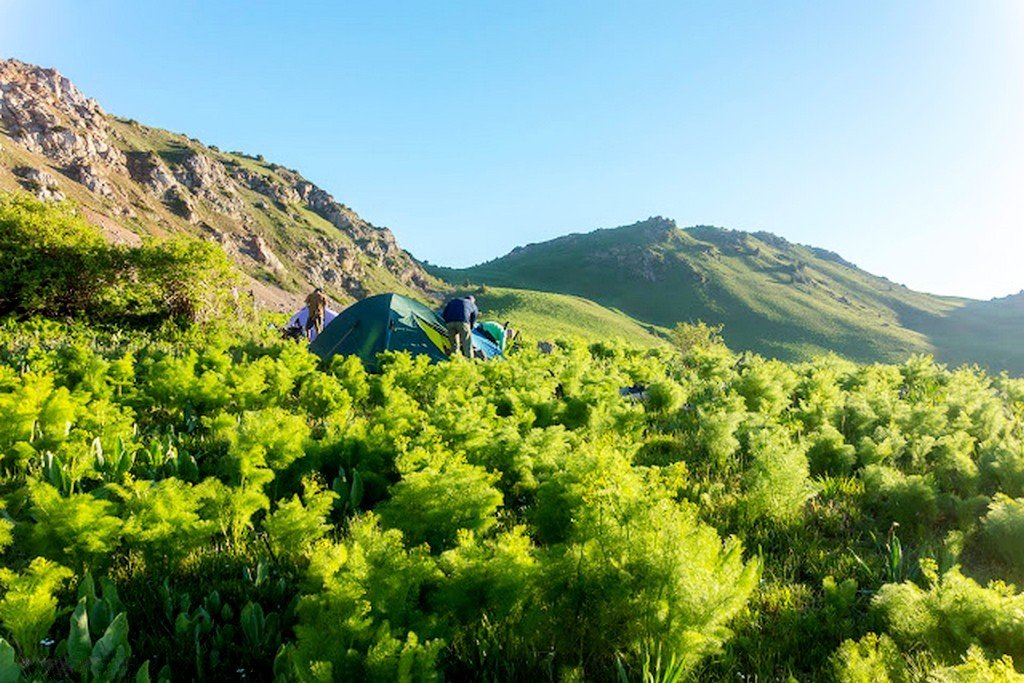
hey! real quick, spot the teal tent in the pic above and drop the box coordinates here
[308,293,501,370]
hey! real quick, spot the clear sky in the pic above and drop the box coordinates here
[3,1,1022,299]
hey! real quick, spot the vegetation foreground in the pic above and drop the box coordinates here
[1,195,1024,681]
[0,319,1022,681]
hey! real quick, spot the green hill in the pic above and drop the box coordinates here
[432,218,1024,373]
[467,286,668,347]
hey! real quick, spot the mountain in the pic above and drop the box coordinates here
[432,217,1024,372]
[0,58,438,312]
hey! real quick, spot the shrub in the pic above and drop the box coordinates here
[115,477,217,569]
[671,320,726,355]
[0,193,238,324]
[27,481,124,569]
[735,357,798,415]
[263,478,338,562]
[741,425,817,527]
[832,635,1023,683]
[128,235,238,323]
[831,633,908,683]
[872,564,1024,667]
[0,193,110,318]
[861,465,938,538]
[532,443,760,676]
[0,557,73,658]
[289,514,444,680]
[377,449,503,552]
[807,424,857,476]
[980,494,1024,572]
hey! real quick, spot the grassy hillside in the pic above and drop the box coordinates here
[464,286,668,347]
[433,218,1024,373]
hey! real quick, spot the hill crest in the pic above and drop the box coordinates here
[431,217,1024,372]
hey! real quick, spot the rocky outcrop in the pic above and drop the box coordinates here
[164,186,197,222]
[229,162,431,292]
[65,160,115,198]
[297,182,356,231]
[0,59,126,174]
[174,151,248,221]
[126,151,176,195]
[230,166,300,205]
[12,165,65,202]
[247,234,286,273]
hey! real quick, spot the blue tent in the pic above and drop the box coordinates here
[308,293,501,370]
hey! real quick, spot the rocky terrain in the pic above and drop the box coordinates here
[0,58,439,312]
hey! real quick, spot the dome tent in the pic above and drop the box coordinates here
[308,293,501,371]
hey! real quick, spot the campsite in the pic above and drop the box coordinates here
[0,199,1022,680]
[2,285,1024,680]
[304,293,502,370]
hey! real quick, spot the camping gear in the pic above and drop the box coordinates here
[309,293,501,370]
[476,321,508,351]
[285,306,338,341]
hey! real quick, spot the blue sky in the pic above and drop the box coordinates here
[3,1,1022,299]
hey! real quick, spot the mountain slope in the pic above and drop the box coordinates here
[0,58,438,312]
[433,217,1024,372]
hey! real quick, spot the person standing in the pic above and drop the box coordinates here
[442,295,478,358]
[304,287,328,339]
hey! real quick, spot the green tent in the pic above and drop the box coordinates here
[308,293,453,370]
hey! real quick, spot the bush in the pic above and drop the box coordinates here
[0,557,73,658]
[645,379,685,414]
[377,449,504,552]
[0,193,110,318]
[807,424,857,476]
[741,425,817,527]
[532,443,760,676]
[861,465,938,538]
[980,495,1024,573]
[872,564,1024,667]
[671,320,726,355]
[0,193,238,324]
[831,633,908,683]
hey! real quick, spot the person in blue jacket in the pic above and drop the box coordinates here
[442,295,478,358]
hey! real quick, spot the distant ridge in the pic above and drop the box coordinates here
[431,218,1024,373]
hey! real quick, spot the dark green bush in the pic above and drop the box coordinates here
[980,494,1024,574]
[0,193,238,324]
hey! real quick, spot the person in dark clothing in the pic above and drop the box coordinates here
[442,295,478,358]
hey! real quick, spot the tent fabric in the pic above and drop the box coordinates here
[476,321,507,351]
[285,306,338,341]
[471,328,501,357]
[309,293,502,370]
